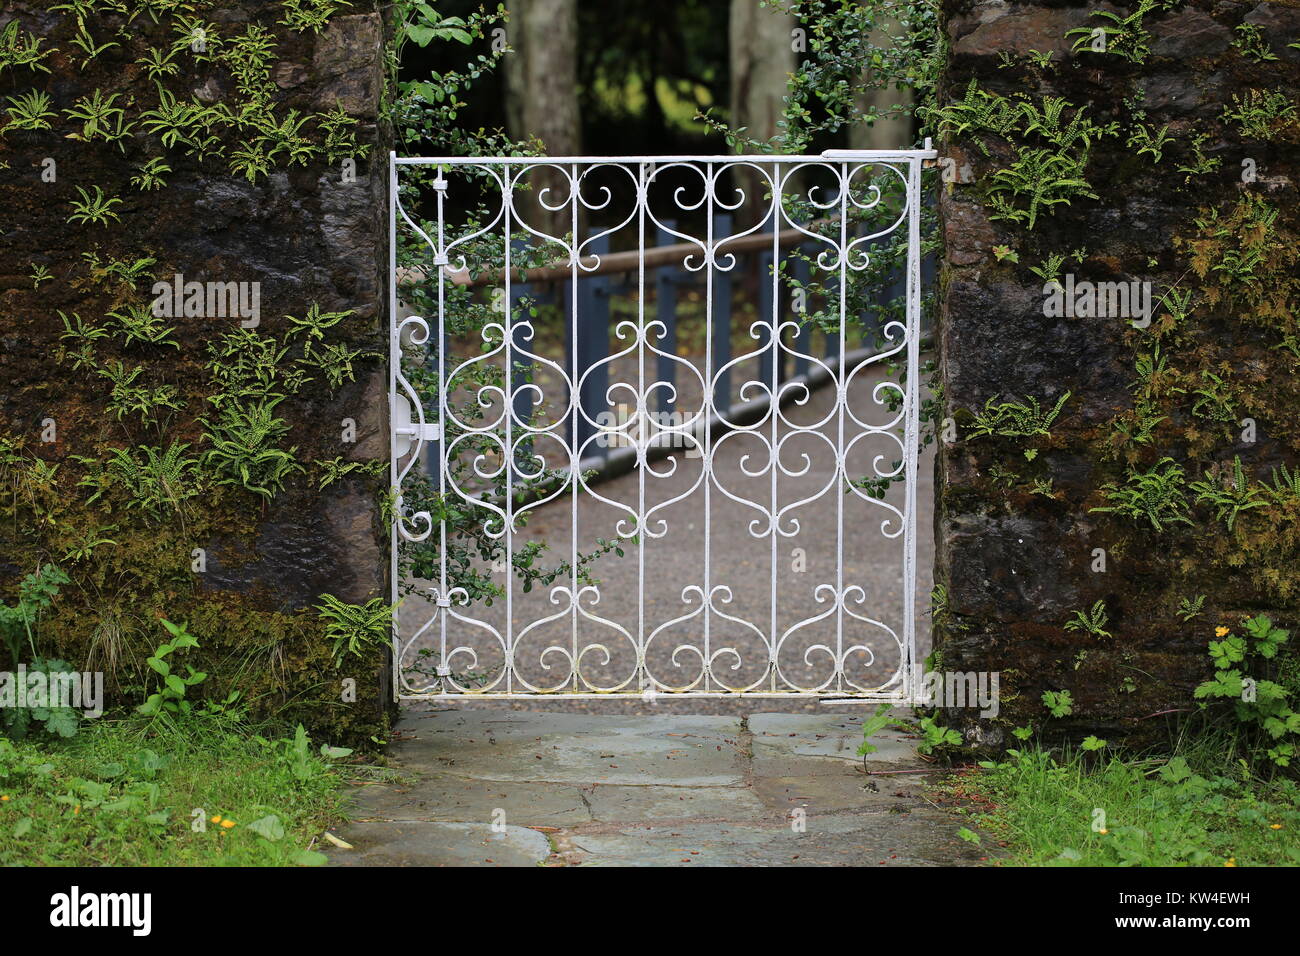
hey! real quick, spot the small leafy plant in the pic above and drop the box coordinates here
[1042,689,1074,717]
[1193,616,1298,767]
[1064,600,1112,638]
[314,595,396,666]
[0,565,81,740]
[137,620,208,720]
[1091,457,1192,530]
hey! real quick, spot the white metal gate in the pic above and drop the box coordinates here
[389,147,934,701]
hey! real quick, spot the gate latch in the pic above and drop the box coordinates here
[392,394,441,458]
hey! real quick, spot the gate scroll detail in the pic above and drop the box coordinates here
[389,147,935,700]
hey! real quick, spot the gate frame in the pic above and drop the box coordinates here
[388,144,937,703]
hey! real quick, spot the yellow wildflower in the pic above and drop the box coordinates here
[220,819,236,829]
[1215,626,1230,637]
[1225,858,1236,867]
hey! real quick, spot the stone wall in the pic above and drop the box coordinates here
[934,0,1300,746]
[0,3,391,743]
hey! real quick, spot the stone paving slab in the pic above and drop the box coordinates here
[395,710,748,787]
[564,811,983,867]
[352,775,592,826]
[332,822,551,867]
[328,708,988,867]
[582,783,768,822]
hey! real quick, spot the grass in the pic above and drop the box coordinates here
[0,716,353,866]
[940,740,1300,866]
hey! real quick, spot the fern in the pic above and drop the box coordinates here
[967,392,1070,440]
[1091,457,1193,531]
[200,399,304,501]
[1189,458,1267,531]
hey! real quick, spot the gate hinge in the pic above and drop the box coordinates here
[392,394,441,458]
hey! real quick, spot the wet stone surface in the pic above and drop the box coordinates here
[328,707,991,867]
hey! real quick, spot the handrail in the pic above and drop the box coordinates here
[397,223,822,289]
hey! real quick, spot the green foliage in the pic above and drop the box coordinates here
[1222,90,1299,143]
[1177,594,1206,622]
[0,719,351,865]
[1064,600,1111,638]
[66,186,124,228]
[280,0,352,34]
[98,361,185,428]
[1126,121,1173,164]
[1176,133,1221,183]
[1233,23,1278,63]
[64,89,133,147]
[107,303,179,350]
[966,392,1070,440]
[0,19,54,74]
[0,564,69,664]
[3,89,56,133]
[314,457,385,490]
[81,444,200,523]
[130,157,172,191]
[914,714,963,755]
[137,619,209,720]
[986,148,1096,230]
[1066,0,1159,65]
[1266,465,1300,506]
[928,88,1118,229]
[1194,616,1298,768]
[855,702,896,757]
[964,744,1300,866]
[0,565,80,741]
[1189,457,1267,531]
[1041,689,1074,717]
[1091,457,1192,531]
[200,399,304,502]
[314,595,395,667]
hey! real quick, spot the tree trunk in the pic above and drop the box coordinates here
[729,0,795,227]
[505,0,581,240]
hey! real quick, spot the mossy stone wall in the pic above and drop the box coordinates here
[934,0,1300,747]
[0,2,391,744]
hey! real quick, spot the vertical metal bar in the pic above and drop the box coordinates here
[568,163,581,690]
[502,163,515,695]
[702,169,715,691]
[434,168,450,688]
[835,167,848,693]
[655,220,678,417]
[636,161,648,691]
[766,182,781,692]
[711,212,733,411]
[387,153,400,701]
[902,157,923,703]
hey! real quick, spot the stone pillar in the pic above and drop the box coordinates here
[933,0,1300,747]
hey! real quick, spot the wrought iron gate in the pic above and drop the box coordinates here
[389,147,935,701]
